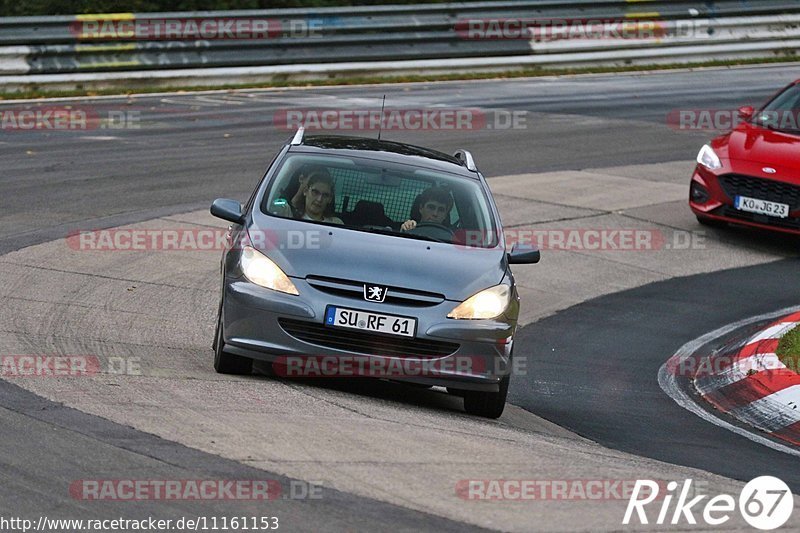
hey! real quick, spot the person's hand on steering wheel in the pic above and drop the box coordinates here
[401,219,417,231]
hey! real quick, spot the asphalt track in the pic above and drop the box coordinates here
[511,258,800,492]
[2,64,800,528]
[0,379,483,531]
[1,65,791,254]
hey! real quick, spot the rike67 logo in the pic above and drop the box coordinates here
[623,476,794,530]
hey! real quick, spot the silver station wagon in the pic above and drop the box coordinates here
[210,129,539,417]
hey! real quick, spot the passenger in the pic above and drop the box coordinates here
[401,186,453,231]
[279,164,326,218]
[301,171,343,224]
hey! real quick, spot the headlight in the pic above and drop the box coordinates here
[240,246,299,295]
[447,285,511,320]
[697,144,722,170]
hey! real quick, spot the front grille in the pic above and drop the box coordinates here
[306,275,444,307]
[715,206,800,231]
[279,318,459,358]
[717,174,800,210]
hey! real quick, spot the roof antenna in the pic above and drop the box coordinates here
[377,95,386,141]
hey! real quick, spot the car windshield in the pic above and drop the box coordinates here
[260,153,500,248]
[752,84,800,133]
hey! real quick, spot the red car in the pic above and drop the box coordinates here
[689,80,800,234]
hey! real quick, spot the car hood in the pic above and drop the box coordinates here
[715,123,800,175]
[248,215,507,301]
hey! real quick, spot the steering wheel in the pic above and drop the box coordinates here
[408,222,455,241]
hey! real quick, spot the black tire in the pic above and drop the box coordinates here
[399,381,434,389]
[252,359,278,377]
[213,313,252,375]
[696,215,727,229]
[463,374,509,419]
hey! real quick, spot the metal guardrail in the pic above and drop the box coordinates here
[0,1,799,85]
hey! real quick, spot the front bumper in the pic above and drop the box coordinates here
[689,166,800,235]
[221,278,517,392]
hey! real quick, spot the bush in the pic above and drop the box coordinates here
[777,324,800,373]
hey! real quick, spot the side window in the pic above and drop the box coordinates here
[261,154,356,220]
[245,147,285,215]
[262,155,313,217]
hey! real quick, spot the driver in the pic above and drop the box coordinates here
[401,187,453,231]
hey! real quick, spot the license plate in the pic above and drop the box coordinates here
[324,306,416,337]
[734,195,790,218]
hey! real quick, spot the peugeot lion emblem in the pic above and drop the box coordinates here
[762,167,777,174]
[363,284,387,302]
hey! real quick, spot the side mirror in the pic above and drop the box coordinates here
[508,246,540,264]
[737,105,755,121]
[210,198,244,224]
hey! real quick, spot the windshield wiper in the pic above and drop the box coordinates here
[396,232,448,243]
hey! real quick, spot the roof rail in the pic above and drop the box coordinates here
[290,126,305,146]
[453,149,477,172]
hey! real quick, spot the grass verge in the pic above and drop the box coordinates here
[0,55,798,101]
[777,324,800,374]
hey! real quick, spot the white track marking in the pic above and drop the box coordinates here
[749,322,798,343]
[729,385,800,433]
[694,352,786,392]
[658,305,800,457]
